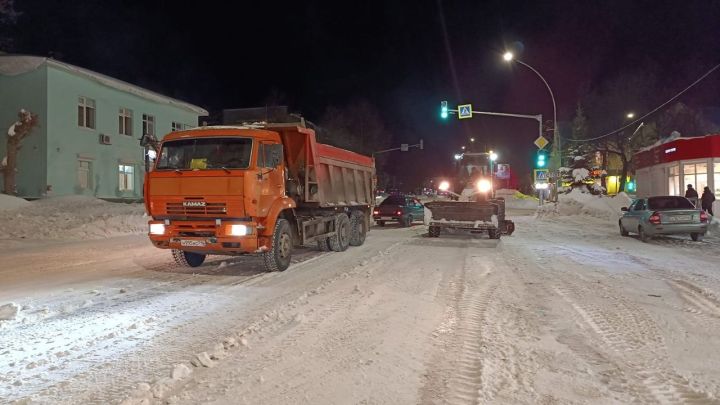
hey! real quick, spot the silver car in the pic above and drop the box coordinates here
[619,196,709,242]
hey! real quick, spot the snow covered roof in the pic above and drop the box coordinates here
[0,55,208,115]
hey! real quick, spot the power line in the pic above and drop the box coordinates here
[567,62,720,143]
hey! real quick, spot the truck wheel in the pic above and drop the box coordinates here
[349,211,367,246]
[263,219,293,272]
[172,249,206,268]
[329,214,351,252]
[504,221,515,236]
[317,238,331,251]
[428,226,441,237]
[488,229,501,239]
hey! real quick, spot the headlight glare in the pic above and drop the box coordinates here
[229,224,249,236]
[149,223,165,235]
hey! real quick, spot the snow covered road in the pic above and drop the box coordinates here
[2,211,720,404]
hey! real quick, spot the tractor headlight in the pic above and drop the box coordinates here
[149,223,166,235]
[476,179,492,193]
[438,180,450,191]
[229,224,250,236]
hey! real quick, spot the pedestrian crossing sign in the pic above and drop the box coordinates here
[458,104,472,119]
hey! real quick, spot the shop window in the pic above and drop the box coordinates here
[682,163,708,194]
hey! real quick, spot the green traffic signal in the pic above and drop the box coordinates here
[440,100,448,119]
[536,151,547,168]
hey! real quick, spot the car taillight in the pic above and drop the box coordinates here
[396,210,402,216]
[700,211,709,223]
[373,210,379,215]
[648,211,661,225]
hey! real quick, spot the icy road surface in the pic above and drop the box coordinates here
[2,212,720,404]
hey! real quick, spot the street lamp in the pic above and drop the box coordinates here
[503,51,558,168]
[489,151,498,161]
[626,112,635,119]
[470,137,475,142]
[461,145,466,150]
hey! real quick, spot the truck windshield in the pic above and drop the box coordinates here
[156,137,253,170]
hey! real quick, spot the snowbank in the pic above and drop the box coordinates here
[0,196,146,240]
[496,189,539,210]
[0,194,31,211]
[538,190,632,223]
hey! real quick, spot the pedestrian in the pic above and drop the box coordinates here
[701,186,715,216]
[685,184,699,207]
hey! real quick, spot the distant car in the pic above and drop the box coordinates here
[373,195,425,227]
[619,196,709,242]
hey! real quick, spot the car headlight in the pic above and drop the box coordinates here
[229,224,249,236]
[476,179,492,193]
[149,223,165,235]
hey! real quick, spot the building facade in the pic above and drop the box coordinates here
[634,134,720,198]
[0,55,207,199]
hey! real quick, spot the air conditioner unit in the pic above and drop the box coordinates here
[99,134,111,145]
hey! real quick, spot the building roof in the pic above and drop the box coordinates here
[634,133,720,169]
[0,55,208,115]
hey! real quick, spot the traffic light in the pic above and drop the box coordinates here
[536,150,547,168]
[440,100,448,119]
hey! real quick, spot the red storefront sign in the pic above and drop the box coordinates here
[635,134,720,169]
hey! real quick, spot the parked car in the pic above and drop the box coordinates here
[373,195,425,227]
[619,196,709,242]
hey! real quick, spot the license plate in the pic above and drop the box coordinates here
[668,215,691,222]
[380,217,393,220]
[180,239,206,247]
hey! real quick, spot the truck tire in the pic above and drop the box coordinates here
[428,226,441,237]
[328,214,351,252]
[349,210,367,246]
[488,229,501,239]
[263,218,293,272]
[172,249,206,268]
[317,238,331,251]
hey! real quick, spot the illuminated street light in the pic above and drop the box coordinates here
[470,137,475,142]
[489,151,498,161]
[461,146,466,150]
[626,112,635,119]
[453,153,463,160]
[503,51,514,62]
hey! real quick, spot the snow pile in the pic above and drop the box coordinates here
[0,196,146,240]
[0,194,30,211]
[0,302,19,321]
[538,190,632,223]
[496,189,539,210]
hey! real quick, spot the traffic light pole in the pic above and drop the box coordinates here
[446,108,543,143]
[373,140,424,156]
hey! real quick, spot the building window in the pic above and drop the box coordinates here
[683,163,708,194]
[171,122,187,131]
[119,108,133,136]
[668,165,679,196]
[119,164,134,191]
[77,97,96,129]
[77,160,92,190]
[714,163,720,196]
[142,114,155,137]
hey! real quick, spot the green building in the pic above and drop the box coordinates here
[0,55,207,199]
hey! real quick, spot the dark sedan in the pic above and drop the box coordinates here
[373,195,425,227]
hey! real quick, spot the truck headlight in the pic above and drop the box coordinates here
[149,223,165,235]
[229,224,249,236]
[476,179,492,193]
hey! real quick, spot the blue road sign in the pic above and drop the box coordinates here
[458,104,473,119]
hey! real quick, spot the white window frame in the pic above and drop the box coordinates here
[77,159,92,190]
[142,114,155,137]
[171,122,187,132]
[78,96,96,129]
[118,164,135,191]
[119,108,133,136]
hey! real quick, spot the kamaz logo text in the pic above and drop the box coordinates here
[183,201,207,207]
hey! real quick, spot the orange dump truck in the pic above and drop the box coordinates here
[144,124,375,272]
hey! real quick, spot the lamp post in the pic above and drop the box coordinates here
[503,51,559,169]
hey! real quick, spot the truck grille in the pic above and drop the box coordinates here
[165,202,228,216]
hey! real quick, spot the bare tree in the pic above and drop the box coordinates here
[2,109,39,195]
[0,0,18,49]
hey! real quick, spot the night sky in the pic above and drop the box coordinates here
[6,0,720,189]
